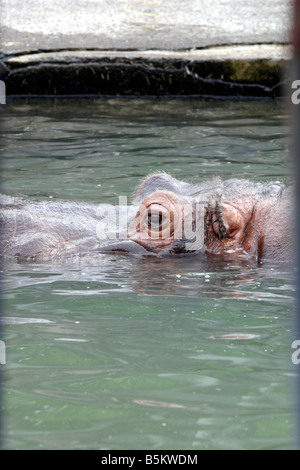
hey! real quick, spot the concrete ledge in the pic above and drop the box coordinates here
[2,45,292,98]
[1,1,292,98]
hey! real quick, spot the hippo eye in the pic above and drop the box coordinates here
[146,207,171,238]
[147,212,163,229]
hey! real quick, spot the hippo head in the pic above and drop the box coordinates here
[122,172,291,261]
[1,173,292,263]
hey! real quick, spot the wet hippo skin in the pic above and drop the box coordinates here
[0,172,294,263]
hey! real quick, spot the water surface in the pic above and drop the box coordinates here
[0,98,296,449]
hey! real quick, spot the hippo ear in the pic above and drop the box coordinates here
[206,195,250,242]
[207,195,229,239]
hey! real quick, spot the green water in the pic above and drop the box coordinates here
[0,98,296,449]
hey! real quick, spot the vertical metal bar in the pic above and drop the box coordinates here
[0,78,3,452]
[0,73,3,453]
[293,0,300,451]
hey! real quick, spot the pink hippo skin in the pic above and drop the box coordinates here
[0,173,294,263]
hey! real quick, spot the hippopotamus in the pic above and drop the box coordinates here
[0,172,294,263]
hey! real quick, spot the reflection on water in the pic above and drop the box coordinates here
[1,98,296,450]
[2,255,295,302]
